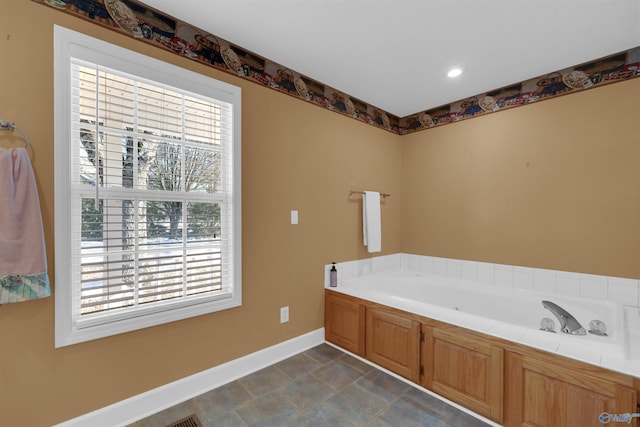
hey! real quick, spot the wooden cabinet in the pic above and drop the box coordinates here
[365,305,421,382]
[423,325,504,423]
[324,289,639,426]
[324,290,365,356]
[504,351,637,427]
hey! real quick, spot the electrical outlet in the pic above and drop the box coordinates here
[280,306,289,323]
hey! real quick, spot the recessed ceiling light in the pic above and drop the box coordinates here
[447,68,463,78]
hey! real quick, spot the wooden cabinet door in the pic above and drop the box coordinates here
[504,352,637,427]
[365,305,421,382]
[424,326,504,423]
[324,290,365,356]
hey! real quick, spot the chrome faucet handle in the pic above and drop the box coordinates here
[588,320,608,336]
[542,300,587,335]
[539,317,556,333]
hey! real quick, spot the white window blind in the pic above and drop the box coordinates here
[55,26,241,347]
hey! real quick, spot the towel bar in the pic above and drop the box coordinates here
[348,190,391,199]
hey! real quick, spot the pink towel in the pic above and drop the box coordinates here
[0,148,50,304]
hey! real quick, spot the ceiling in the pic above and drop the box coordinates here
[141,0,640,118]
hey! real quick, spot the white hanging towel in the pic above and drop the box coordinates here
[363,191,381,253]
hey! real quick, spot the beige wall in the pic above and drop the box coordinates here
[2,1,639,425]
[401,78,640,279]
[0,2,402,425]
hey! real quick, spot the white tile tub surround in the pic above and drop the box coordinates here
[533,268,556,294]
[460,260,478,281]
[324,253,640,309]
[556,271,581,297]
[609,277,640,308]
[513,266,534,291]
[580,273,609,300]
[624,307,640,359]
[324,254,640,377]
[445,258,463,279]
[324,254,401,287]
[433,257,448,276]
[494,264,514,288]
[600,307,640,375]
[476,262,495,285]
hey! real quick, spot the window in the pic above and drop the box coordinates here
[54,26,241,347]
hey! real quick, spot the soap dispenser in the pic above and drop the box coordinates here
[330,262,337,287]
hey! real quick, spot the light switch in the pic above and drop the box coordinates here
[291,210,298,225]
[280,306,289,323]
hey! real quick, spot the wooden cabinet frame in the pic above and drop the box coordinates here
[324,289,639,426]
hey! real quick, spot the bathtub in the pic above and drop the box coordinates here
[329,269,640,377]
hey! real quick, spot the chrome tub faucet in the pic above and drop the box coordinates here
[542,300,586,335]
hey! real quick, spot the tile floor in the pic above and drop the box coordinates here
[129,344,492,427]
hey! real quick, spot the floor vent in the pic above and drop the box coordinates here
[166,414,202,427]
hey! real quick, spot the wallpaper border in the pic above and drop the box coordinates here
[33,0,640,135]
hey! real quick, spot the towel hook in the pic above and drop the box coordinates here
[0,120,30,149]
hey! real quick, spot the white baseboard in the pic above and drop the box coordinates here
[54,328,325,427]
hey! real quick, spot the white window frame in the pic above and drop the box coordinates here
[54,26,242,347]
